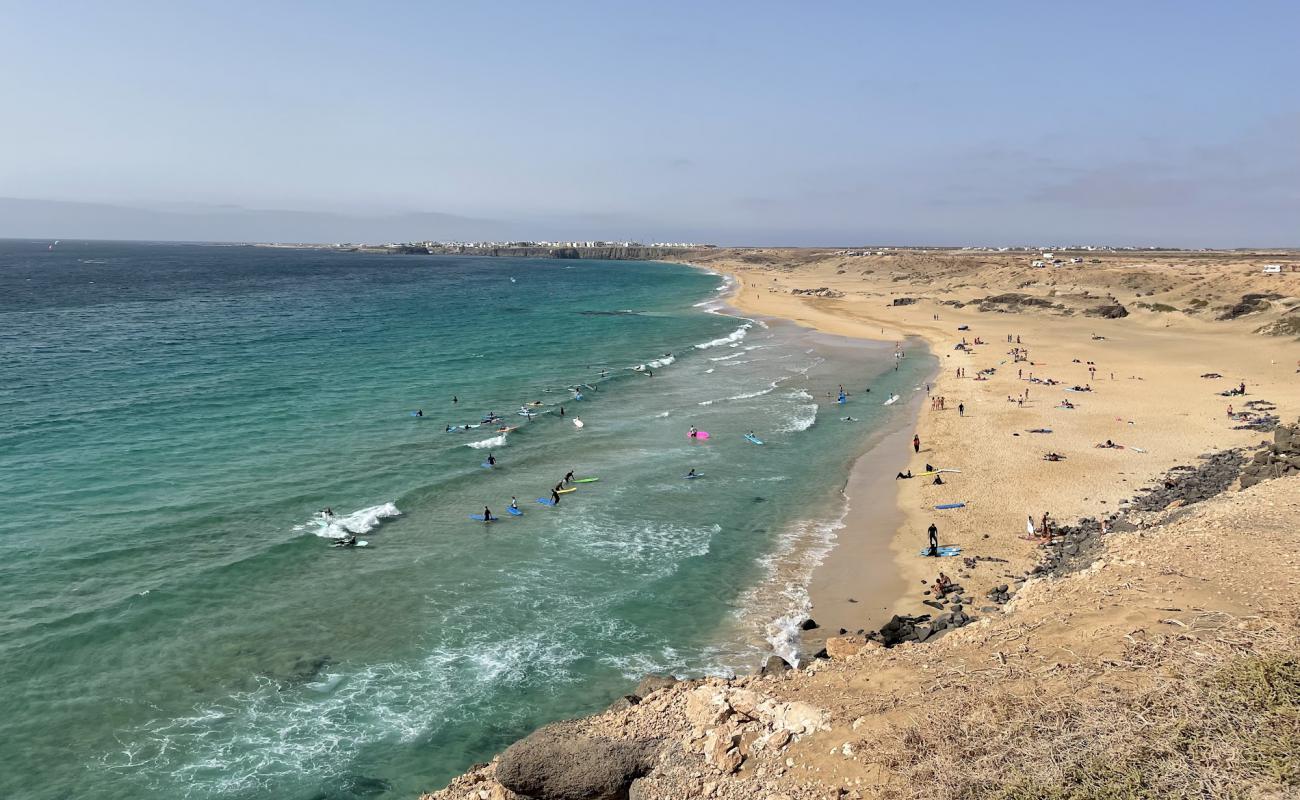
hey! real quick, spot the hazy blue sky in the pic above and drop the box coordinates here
[2,1,1296,245]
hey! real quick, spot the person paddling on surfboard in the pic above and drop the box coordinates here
[687,468,697,478]
[564,470,575,485]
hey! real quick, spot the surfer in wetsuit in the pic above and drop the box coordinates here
[322,507,334,519]
[927,522,939,556]
[487,453,497,466]
[564,470,575,484]
[559,406,565,417]
[482,506,493,523]
[453,395,458,404]
[687,468,697,478]
[510,497,518,511]
[415,409,423,417]
[446,424,452,432]
[551,488,561,505]
[335,532,358,547]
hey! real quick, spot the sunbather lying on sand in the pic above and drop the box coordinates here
[1043,452,1066,461]
[1095,440,1123,449]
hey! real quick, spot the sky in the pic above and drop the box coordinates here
[1,1,1297,246]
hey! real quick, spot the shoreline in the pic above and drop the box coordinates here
[688,264,936,656]
[701,263,940,652]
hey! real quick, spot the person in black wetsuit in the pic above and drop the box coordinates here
[564,470,575,484]
[487,453,497,466]
[550,487,561,505]
[482,506,493,523]
[927,522,939,556]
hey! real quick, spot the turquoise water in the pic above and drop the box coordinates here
[0,241,930,800]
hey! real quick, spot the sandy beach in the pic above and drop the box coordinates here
[696,248,1300,642]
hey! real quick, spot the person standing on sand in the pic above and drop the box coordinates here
[958,402,965,417]
[927,522,939,556]
[913,434,921,453]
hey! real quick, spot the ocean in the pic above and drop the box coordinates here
[0,240,930,800]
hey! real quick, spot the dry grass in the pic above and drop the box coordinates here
[870,617,1300,800]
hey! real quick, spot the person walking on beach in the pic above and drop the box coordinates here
[958,402,965,417]
[927,522,939,556]
[913,434,921,453]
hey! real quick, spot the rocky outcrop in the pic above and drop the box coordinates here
[790,287,844,298]
[1218,292,1281,320]
[1240,421,1300,489]
[1084,303,1129,319]
[495,725,657,800]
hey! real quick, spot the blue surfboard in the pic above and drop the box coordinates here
[507,506,523,516]
[481,462,495,469]
[918,546,963,557]
[744,434,764,445]
[469,514,497,522]
[934,502,966,510]
[536,497,556,506]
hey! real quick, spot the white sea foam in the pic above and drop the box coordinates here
[698,382,778,406]
[654,411,671,418]
[777,403,818,433]
[705,368,714,374]
[694,323,751,350]
[632,354,675,371]
[733,514,845,666]
[709,352,745,362]
[466,433,507,449]
[296,503,401,539]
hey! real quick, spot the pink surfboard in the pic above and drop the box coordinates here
[689,431,710,440]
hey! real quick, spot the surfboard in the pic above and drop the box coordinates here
[481,462,495,469]
[918,546,963,557]
[838,395,847,404]
[536,497,557,506]
[916,469,961,477]
[574,477,599,483]
[556,487,576,494]
[744,434,764,445]
[333,540,369,548]
[573,419,584,428]
[468,514,497,521]
[883,395,900,405]
[688,431,710,440]
[934,503,966,510]
[411,411,423,417]
[685,474,703,479]
[507,506,523,516]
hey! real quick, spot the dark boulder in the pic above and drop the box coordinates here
[497,725,657,800]
[800,618,820,631]
[1085,303,1129,319]
[759,655,793,676]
